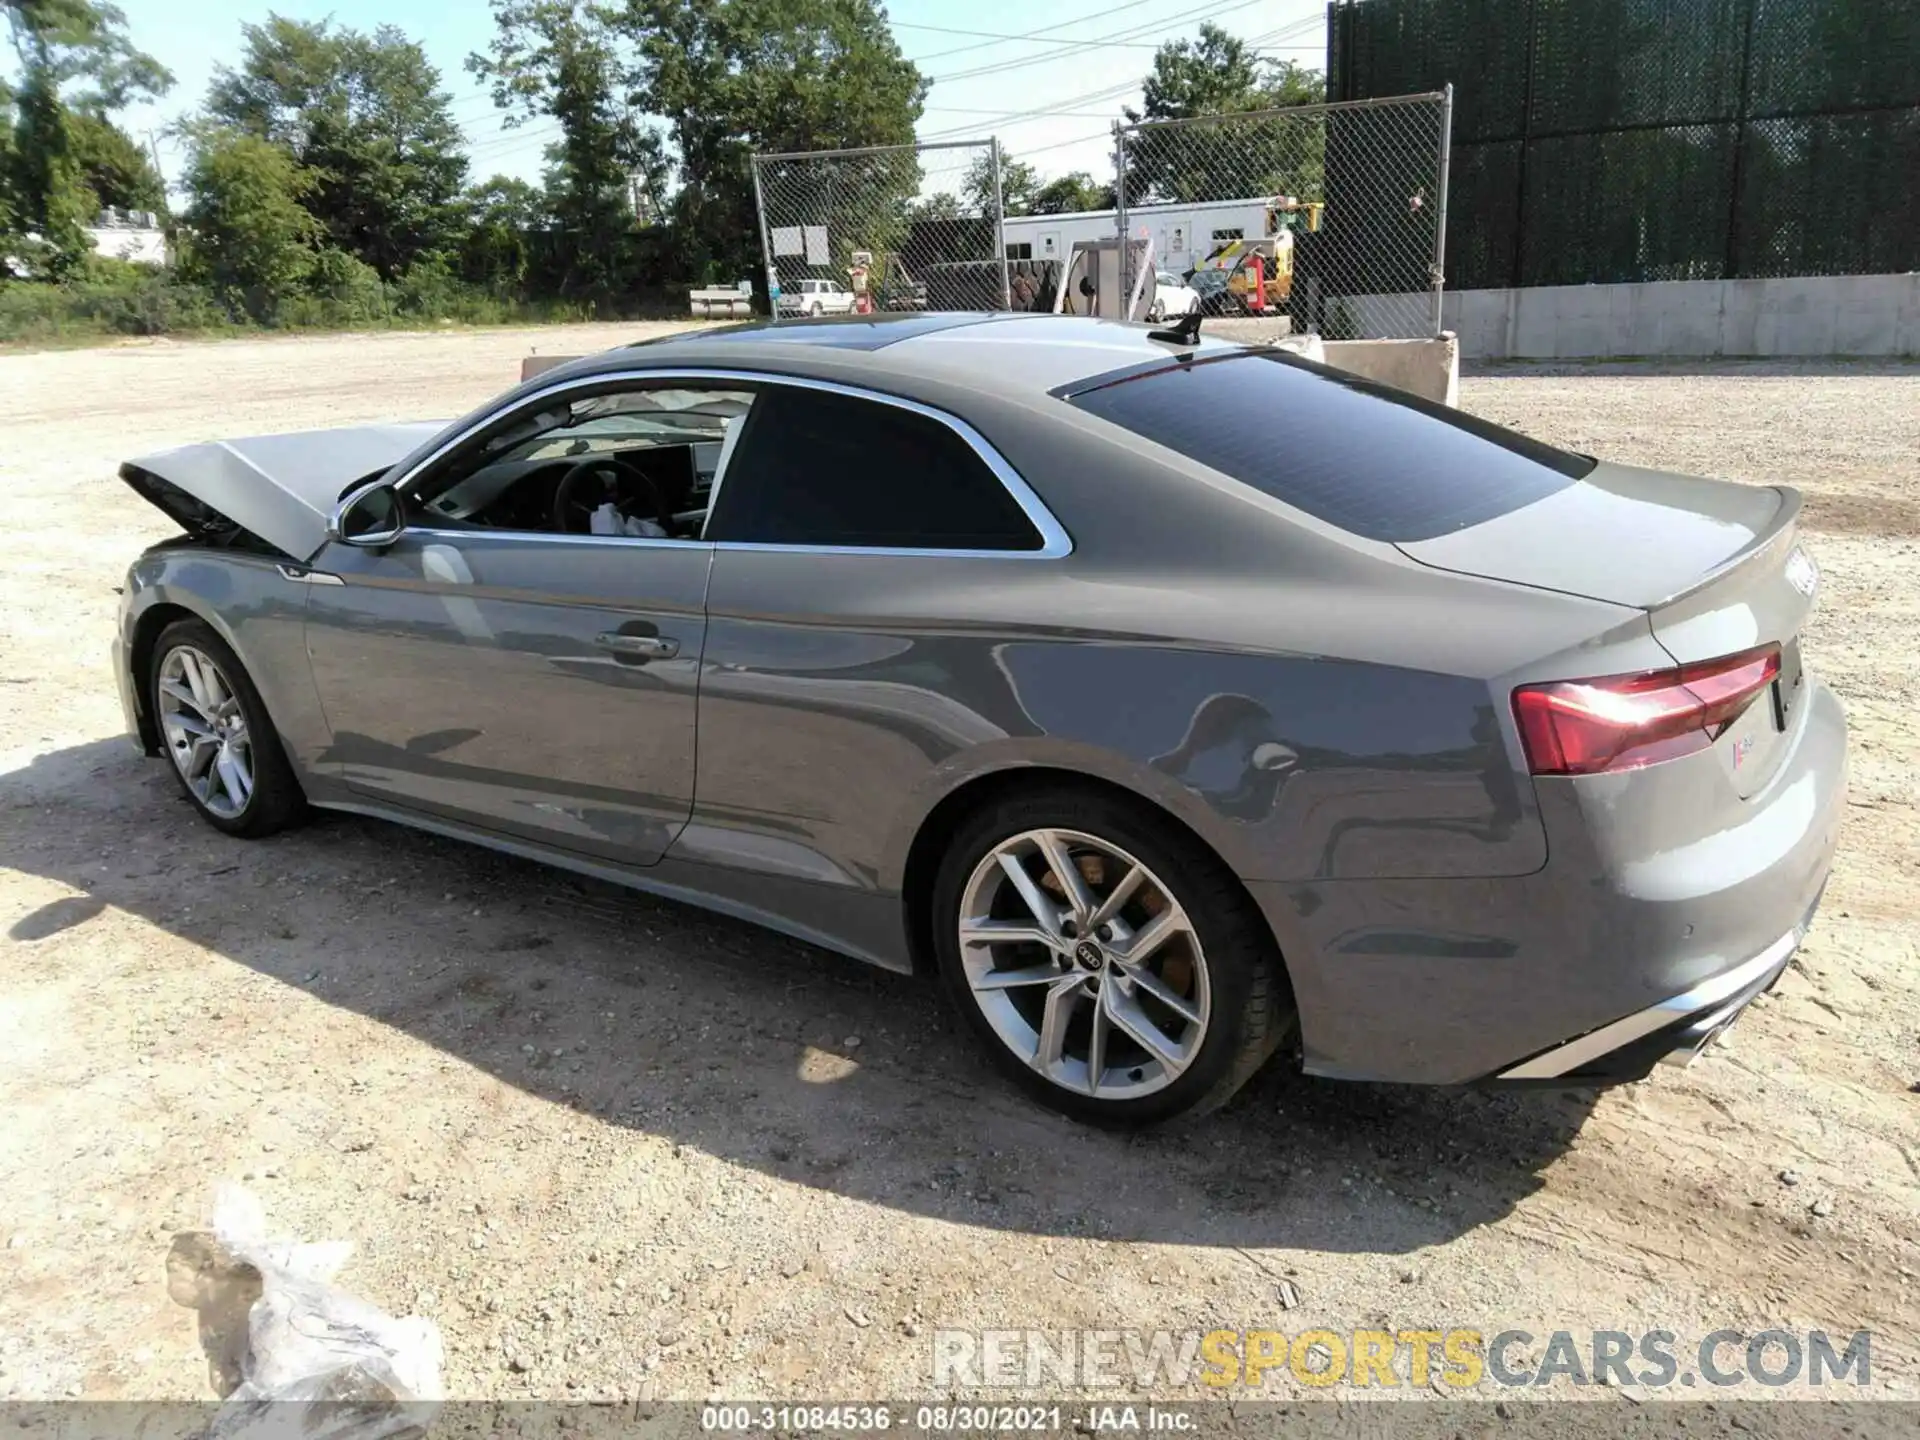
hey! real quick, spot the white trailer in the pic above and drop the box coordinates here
[999,196,1271,275]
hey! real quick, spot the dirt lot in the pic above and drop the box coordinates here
[1,327,1916,1405]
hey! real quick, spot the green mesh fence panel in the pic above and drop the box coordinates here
[1527,0,1748,131]
[1521,124,1737,285]
[1734,110,1920,276]
[1748,0,1920,115]
[1329,0,1531,142]
[1442,140,1523,291]
[1331,0,1920,287]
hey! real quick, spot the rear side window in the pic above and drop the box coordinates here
[707,385,1043,551]
[1066,352,1594,541]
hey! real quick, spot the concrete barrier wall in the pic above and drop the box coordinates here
[1321,336,1460,406]
[520,353,582,382]
[1338,274,1920,359]
[1193,318,1461,405]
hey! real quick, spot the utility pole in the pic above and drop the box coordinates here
[146,130,170,220]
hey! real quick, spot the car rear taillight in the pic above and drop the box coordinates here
[1512,644,1781,777]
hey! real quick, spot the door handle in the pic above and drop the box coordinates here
[595,632,679,660]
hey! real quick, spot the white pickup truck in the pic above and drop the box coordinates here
[777,278,857,317]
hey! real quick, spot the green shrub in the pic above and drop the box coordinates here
[292,248,390,326]
[0,261,235,342]
[1,257,651,346]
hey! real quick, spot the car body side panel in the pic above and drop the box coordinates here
[118,546,329,761]
[694,549,1549,903]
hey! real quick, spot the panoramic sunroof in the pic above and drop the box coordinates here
[631,312,1037,351]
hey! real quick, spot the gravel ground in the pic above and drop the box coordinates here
[0,328,1916,1405]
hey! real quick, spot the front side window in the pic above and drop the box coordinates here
[706,385,1043,552]
[411,383,755,539]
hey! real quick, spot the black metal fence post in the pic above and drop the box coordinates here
[1724,0,1761,279]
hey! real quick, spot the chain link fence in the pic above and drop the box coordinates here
[1115,90,1451,339]
[750,139,1010,321]
[750,90,1452,336]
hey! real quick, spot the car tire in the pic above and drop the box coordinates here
[149,618,306,838]
[1148,301,1165,323]
[931,785,1294,1127]
[809,301,823,317]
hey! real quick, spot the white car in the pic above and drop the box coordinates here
[1148,271,1200,323]
[778,278,857,317]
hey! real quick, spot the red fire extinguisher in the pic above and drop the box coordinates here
[1248,253,1265,314]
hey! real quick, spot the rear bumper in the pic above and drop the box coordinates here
[1249,679,1846,1086]
[1491,908,1807,1084]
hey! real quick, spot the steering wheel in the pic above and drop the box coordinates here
[550,455,677,536]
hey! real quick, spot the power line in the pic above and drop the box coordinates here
[1017,128,1116,157]
[925,0,1273,84]
[920,79,1144,140]
[921,12,1325,139]
[902,21,1179,51]
[923,105,1121,118]
[903,0,1169,65]
[466,121,563,159]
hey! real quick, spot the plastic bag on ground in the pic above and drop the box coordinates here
[166,1183,443,1440]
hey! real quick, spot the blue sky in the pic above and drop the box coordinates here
[109,0,1329,196]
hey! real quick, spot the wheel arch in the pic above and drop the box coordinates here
[127,600,211,753]
[897,763,1293,1006]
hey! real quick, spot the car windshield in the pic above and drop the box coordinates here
[1189,270,1228,293]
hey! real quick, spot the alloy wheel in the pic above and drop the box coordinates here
[957,828,1211,1099]
[157,645,254,819]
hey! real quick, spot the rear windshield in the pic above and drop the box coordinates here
[1065,351,1595,541]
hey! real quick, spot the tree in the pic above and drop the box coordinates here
[66,108,160,211]
[905,190,959,223]
[6,66,89,265]
[0,78,15,242]
[469,0,640,300]
[1030,170,1113,215]
[624,0,926,288]
[961,150,1037,217]
[177,123,319,311]
[207,16,468,278]
[459,172,544,288]
[2,0,171,271]
[1121,23,1324,205]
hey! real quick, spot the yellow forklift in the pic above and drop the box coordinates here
[1191,195,1324,314]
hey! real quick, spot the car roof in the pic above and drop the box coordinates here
[554,312,1249,398]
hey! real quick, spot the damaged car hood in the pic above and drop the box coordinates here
[121,422,448,561]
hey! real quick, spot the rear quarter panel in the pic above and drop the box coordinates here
[693,548,1552,898]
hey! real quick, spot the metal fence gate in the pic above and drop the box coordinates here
[749,138,1007,322]
[749,88,1452,337]
[1114,88,1452,339]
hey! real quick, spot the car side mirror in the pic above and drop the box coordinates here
[329,481,406,548]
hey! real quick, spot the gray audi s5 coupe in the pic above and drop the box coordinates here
[112,312,1845,1124]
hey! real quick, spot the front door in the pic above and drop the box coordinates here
[304,531,710,864]
[301,376,755,866]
